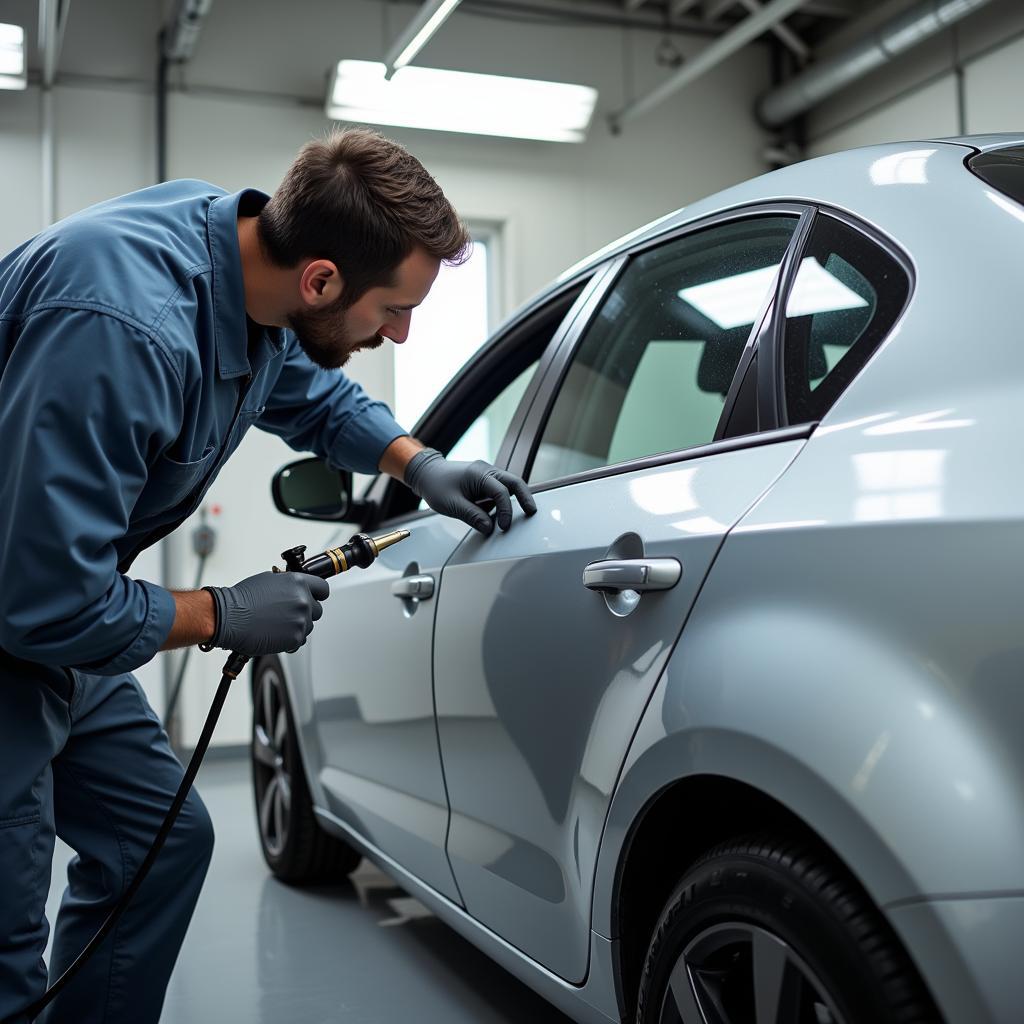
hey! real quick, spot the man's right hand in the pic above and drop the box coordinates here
[205,571,330,656]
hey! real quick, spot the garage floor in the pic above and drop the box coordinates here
[45,758,574,1023]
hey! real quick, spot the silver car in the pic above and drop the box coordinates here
[251,134,1024,1024]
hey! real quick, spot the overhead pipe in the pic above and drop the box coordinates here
[608,0,810,131]
[756,0,994,127]
[154,0,213,740]
[383,0,463,78]
[38,0,68,227]
[156,0,212,183]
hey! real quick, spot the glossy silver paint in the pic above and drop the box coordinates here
[435,439,804,982]
[306,512,469,902]
[274,135,1024,1023]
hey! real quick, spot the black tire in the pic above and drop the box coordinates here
[636,833,940,1024]
[250,656,362,883]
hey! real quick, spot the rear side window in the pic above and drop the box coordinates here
[782,215,909,425]
[529,215,798,483]
[969,146,1024,206]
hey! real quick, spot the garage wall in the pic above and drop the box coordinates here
[806,0,1024,156]
[0,0,773,747]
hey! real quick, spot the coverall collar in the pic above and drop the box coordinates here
[206,188,286,379]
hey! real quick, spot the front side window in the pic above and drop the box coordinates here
[410,361,539,513]
[529,216,798,483]
[447,362,536,465]
[782,215,909,424]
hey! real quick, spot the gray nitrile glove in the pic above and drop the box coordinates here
[205,571,330,657]
[404,448,538,536]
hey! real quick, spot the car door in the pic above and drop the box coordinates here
[306,277,597,902]
[433,208,816,981]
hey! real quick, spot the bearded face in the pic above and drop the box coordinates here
[288,298,385,370]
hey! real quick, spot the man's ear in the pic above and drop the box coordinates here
[298,259,343,307]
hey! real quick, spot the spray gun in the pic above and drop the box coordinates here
[216,529,410,680]
[16,528,410,1023]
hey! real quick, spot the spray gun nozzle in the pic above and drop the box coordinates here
[280,529,411,579]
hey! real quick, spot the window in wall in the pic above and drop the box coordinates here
[394,234,493,431]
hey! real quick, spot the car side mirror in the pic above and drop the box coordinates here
[271,457,366,522]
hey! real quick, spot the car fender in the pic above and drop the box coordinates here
[591,590,1024,939]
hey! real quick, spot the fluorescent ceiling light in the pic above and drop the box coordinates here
[327,60,597,143]
[386,0,462,76]
[678,257,867,330]
[0,23,26,90]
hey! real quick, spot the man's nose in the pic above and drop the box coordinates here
[382,316,411,344]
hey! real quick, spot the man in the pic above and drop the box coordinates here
[0,128,535,1023]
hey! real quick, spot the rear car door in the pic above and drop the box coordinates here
[305,279,595,902]
[433,208,815,981]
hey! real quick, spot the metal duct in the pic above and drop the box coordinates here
[610,0,811,129]
[757,0,994,127]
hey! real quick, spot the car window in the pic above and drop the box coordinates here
[968,146,1024,207]
[447,363,535,464]
[529,216,798,483]
[782,214,909,425]
[412,361,538,512]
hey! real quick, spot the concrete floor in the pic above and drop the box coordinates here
[45,758,574,1023]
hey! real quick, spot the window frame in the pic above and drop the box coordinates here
[773,205,915,429]
[508,202,815,493]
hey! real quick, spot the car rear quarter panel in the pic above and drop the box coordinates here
[592,144,1024,1005]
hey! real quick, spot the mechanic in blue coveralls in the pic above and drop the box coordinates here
[0,128,536,1023]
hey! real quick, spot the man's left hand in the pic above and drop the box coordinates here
[404,448,537,536]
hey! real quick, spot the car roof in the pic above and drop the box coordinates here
[520,133,1024,301]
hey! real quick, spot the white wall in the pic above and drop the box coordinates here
[806,0,1024,156]
[1,0,773,746]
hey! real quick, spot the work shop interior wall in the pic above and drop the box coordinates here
[806,0,1024,156]
[0,0,771,748]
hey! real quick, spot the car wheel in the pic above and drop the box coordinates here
[251,655,362,883]
[635,834,938,1024]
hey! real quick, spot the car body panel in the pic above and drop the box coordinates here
[269,134,1024,1024]
[589,132,1024,914]
[888,896,1024,1024]
[307,512,470,902]
[314,803,622,1024]
[434,438,806,982]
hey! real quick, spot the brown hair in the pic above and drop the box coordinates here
[258,128,471,305]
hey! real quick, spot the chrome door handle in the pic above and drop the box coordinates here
[582,558,681,593]
[391,575,435,600]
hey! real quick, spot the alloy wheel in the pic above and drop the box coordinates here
[252,664,292,859]
[659,922,847,1024]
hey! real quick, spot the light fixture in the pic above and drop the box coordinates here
[384,0,462,78]
[678,257,867,330]
[0,23,26,90]
[326,60,598,143]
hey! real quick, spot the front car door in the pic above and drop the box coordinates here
[433,208,817,981]
[304,279,594,901]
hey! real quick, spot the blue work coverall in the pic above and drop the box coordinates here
[0,182,406,1022]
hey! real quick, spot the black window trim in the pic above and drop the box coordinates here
[507,201,814,490]
[772,204,916,429]
[521,423,817,497]
[760,207,817,430]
